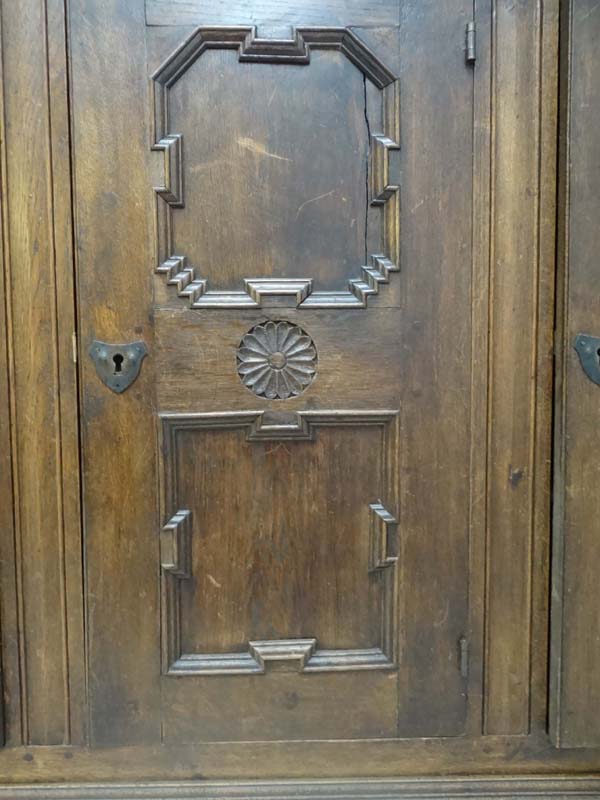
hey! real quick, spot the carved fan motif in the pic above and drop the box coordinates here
[237,321,317,400]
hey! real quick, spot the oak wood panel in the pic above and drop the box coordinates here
[1,734,600,784]
[394,0,472,737]
[76,0,474,747]
[0,0,585,787]
[146,11,406,746]
[0,0,84,745]
[349,27,400,78]
[68,0,161,746]
[166,50,368,292]
[163,671,398,742]
[70,0,412,748]
[159,414,400,741]
[145,0,400,28]
[150,0,471,742]
[145,26,401,80]
[149,28,400,310]
[154,309,402,410]
[550,0,600,749]
[483,0,557,736]
[172,426,389,654]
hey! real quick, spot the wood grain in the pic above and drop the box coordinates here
[154,308,402,410]
[0,0,84,745]
[395,0,472,737]
[482,0,557,736]
[68,0,161,746]
[145,0,400,28]
[550,0,600,749]
[165,49,368,291]
[176,426,385,652]
[0,734,600,783]
[0,0,592,788]
[150,30,399,309]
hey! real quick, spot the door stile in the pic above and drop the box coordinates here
[0,0,85,746]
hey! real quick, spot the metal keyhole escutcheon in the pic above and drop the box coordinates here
[574,334,600,387]
[89,339,148,393]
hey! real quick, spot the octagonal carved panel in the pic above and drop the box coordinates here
[151,26,400,310]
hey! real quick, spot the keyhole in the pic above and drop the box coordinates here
[113,353,124,373]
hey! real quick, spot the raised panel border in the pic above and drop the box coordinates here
[159,410,400,675]
[151,27,400,309]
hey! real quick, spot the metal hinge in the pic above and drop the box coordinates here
[466,21,476,64]
[458,635,469,679]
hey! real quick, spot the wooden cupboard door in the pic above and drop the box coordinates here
[70,0,475,745]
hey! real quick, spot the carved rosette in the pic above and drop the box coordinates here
[237,321,317,400]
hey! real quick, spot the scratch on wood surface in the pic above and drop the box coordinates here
[295,189,337,218]
[579,1,600,21]
[237,136,292,162]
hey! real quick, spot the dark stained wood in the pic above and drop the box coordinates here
[153,308,402,409]
[146,0,470,742]
[172,426,390,654]
[70,0,412,744]
[2,0,598,792]
[161,48,369,291]
[0,0,84,746]
[395,0,472,737]
[2,734,600,784]
[145,0,400,28]
[149,26,400,309]
[159,414,399,740]
[482,0,557,737]
[550,0,600,750]
[68,0,161,746]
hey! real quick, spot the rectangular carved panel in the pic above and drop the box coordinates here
[159,411,399,676]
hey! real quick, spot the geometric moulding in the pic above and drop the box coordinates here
[159,410,400,675]
[151,26,400,309]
